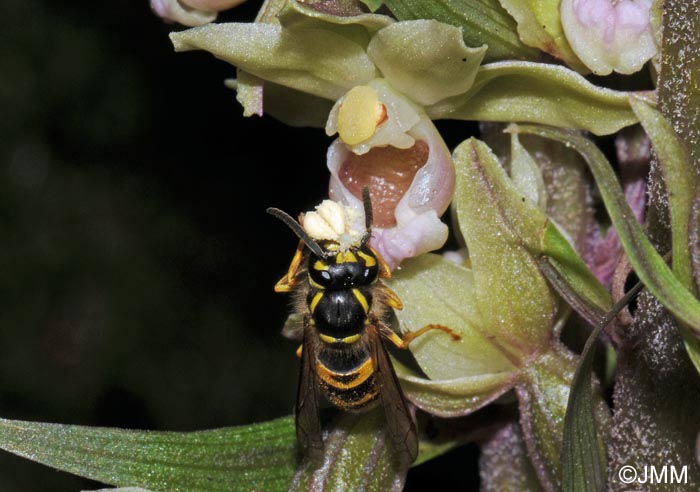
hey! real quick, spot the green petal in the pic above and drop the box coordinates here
[278,0,394,48]
[367,20,487,105]
[453,138,558,360]
[386,254,516,379]
[509,132,547,210]
[428,62,638,136]
[498,0,587,72]
[394,359,516,417]
[0,416,296,491]
[170,23,377,101]
[383,0,540,62]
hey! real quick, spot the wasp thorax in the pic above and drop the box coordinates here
[309,246,378,290]
[303,200,363,251]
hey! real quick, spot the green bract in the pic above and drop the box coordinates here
[170,0,639,135]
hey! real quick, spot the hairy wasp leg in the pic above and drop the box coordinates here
[381,324,461,350]
[275,240,306,292]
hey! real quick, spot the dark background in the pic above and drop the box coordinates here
[0,0,479,489]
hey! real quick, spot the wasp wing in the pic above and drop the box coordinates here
[296,320,324,463]
[369,324,418,468]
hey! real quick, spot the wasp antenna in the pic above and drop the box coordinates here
[267,207,327,258]
[362,186,373,232]
[361,187,374,245]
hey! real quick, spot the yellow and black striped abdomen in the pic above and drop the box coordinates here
[315,346,379,411]
[316,357,379,411]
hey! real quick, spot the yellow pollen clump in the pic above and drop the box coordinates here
[337,85,386,145]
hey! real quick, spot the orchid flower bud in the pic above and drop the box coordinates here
[561,0,657,75]
[150,0,246,26]
[326,80,455,270]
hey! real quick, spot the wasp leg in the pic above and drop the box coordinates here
[369,245,392,279]
[381,324,461,350]
[274,240,306,293]
[378,283,403,310]
[296,344,303,358]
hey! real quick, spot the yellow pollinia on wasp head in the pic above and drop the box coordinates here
[267,188,459,468]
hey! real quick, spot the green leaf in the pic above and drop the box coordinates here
[383,0,539,62]
[561,277,644,492]
[366,20,487,106]
[428,62,639,136]
[561,327,607,492]
[629,95,700,374]
[0,416,296,492]
[386,254,516,380]
[289,411,407,492]
[515,125,700,334]
[630,96,698,294]
[452,137,558,360]
[497,0,587,72]
[170,23,377,101]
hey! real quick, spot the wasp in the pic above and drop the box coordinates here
[268,189,458,467]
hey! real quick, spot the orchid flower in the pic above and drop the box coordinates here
[170,1,639,267]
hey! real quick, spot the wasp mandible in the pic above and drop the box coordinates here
[268,189,458,467]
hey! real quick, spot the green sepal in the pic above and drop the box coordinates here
[452,137,557,360]
[393,358,516,417]
[386,254,516,380]
[429,63,639,136]
[383,0,539,62]
[366,20,487,106]
[170,22,377,101]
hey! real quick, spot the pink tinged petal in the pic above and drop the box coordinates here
[328,118,454,270]
[150,0,216,26]
[562,0,656,75]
